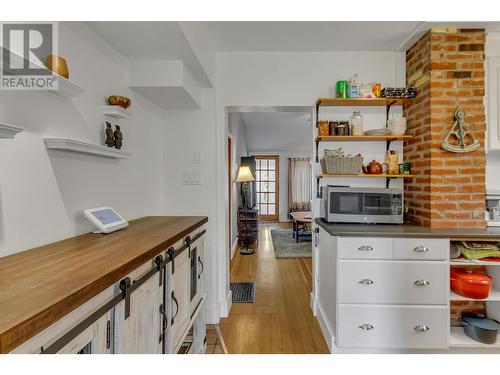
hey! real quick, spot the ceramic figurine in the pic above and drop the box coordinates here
[114,125,123,150]
[105,122,114,148]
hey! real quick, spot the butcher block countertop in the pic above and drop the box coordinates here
[316,218,500,239]
[0,216,207,353]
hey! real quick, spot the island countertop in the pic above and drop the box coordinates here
[0,216,208,354]
[315,218,500,240]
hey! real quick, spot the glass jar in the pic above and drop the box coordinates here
[318,120,329,136]
[350,111,363,136]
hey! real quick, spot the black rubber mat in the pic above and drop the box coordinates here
[230,282,256,303]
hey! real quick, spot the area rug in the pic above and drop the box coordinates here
[230,282,255,303]
[270,229,312,258]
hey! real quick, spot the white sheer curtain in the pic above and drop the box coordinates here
[288,158,311,212]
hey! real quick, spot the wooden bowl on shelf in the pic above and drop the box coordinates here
[108,95,131,109]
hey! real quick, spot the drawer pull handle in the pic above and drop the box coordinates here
[414,325,430,333]
[358,245,373,252]
[413,246,429,253]
[358,323,374,331]
[414,279,430,287]
[358,279,374,285]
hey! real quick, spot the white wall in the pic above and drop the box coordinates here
[0,22,165,257]
[228,112,248,258]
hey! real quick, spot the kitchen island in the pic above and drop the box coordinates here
[312,218,500,353]
[0,216,208,354]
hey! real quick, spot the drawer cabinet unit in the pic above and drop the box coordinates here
[337,305,449,349]
[392,238,449,260]
[337,260,449,305]
[337,237,392,259]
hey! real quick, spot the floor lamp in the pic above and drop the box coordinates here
[236,165,256,255]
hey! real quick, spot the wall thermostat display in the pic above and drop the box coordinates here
[83,206,128,234]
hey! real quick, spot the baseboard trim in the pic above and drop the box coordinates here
[219,290,232,318]
[315,301,334,353]
[310,292,317,316]
[231,237,238,259]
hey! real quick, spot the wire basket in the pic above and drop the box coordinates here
[321,155,363,175]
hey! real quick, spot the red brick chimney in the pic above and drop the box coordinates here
[404,29,486,228]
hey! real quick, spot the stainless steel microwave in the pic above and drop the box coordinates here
[320,186,404,224]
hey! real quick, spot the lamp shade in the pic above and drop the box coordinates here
[235,165,255,182]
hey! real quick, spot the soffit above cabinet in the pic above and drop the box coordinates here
[129,60,202,109]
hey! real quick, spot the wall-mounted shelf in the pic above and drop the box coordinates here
[2,48,84,97]
[450,259,500,266]
[315,173,414,197]
[450,289,500,302]
[44,138,131,159]
[316,98,411,107]
[450,327,500,348]
[0,123,24,138]
[102,106,130,119]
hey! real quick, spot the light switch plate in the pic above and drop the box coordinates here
[183,172,201,185]
[193,151,202,164]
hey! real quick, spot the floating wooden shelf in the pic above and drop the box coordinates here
[450,327,500,348]
[450,259,500,266]
[102,106,130,119]
[0,123,24,139]
[319,173,414,178]
[3,49,84,97]
[450,289,500,302]
[44,138,131,159]
[316,98,411,107]
[316,135,413,142]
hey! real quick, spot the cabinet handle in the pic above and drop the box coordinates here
[171,291,179,326]
[414,325,430,333]
[159,304,167,343]
[358,323,374,331]
[414,279,430,287]
[358,245,373,252]
[413,246,429,253]
[358,279,374,285]
[198,256,204,280]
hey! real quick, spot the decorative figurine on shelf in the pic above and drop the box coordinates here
[105,122,115,148]
[114,125,123,150]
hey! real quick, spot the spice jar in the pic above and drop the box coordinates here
[350,111,363,136]
[335,121,350,136]
[329,121,338,135]
[318,120,329,136]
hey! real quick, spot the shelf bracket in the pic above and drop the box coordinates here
[315,100,320,128]
[316,175,323,199]
[385,100,397,125]
[315,138,320,163]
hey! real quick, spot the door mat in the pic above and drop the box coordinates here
[230,282,255,303]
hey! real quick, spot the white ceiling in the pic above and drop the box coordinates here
[241,111,311,152]
[86,21,212,87]
[206,21,423,51]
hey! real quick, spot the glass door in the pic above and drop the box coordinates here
[255,155,279,221]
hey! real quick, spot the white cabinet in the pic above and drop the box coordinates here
[392,238,449,260]
[338,237,392,259]
[337,305,449,349]
[189,234,205,314]
[487,32,500,151]
[114,273,162,354]
[168,248,191,353]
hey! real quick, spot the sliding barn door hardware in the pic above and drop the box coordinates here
[154,255,164,287]
[119,277,132,319]
[167,247,175,274]
[185,235,192,258]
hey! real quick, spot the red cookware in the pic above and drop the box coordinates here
[450,268,492,299]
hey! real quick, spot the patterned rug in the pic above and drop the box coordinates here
[270,229,312,258]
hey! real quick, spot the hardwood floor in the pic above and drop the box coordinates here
[219,223,329,354]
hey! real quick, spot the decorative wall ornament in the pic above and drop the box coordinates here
[105,122,114,148]
[442,109,480,153]
[114,125,123,150]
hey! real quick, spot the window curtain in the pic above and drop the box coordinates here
[288,157,311,213]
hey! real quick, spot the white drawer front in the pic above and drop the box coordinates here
[338,237,392,259]
[392,238,449,260]
[337,305,449,349]
[337,260,448,305]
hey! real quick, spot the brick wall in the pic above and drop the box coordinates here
[404,29,486,228]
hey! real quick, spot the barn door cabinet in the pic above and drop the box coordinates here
[8,220,207,355]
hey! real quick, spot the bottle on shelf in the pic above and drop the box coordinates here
[350,110,363,136]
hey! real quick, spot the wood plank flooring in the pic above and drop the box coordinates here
[219,223,329,354]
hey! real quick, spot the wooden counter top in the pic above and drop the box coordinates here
[0,216,207,353]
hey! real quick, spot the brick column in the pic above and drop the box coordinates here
[404,29,486,228]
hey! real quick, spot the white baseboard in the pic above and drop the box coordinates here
[231,237,238,259]
[310,292,317,316]
[219,290,232,318]
[315,301,334,353]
